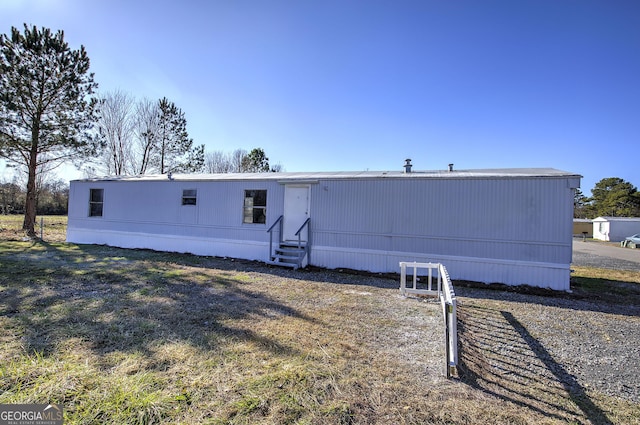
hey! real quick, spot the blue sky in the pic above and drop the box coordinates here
[1,0,638,195]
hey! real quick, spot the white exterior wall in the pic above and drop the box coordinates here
[592,217,640,242]
[592,219,610,241]
[67,179,285,261]
[308,176,577,290]
[67,170,579,291]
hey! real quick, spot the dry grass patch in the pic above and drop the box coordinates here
[570,266,640,305]
[0,239,458,424]
[0,214,67,242]
[572,267,640,284]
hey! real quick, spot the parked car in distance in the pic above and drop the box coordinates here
[626,234,640,243]
[622,234,640,248]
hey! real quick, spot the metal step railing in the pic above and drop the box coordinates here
[267,216,311,269]
[267,215,284,262]
[293,217,311,266]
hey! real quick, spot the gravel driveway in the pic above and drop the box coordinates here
[452,238,640,423]
[572,239,640,270]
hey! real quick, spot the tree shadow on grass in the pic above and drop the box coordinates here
[0,241,321,363]
[457,304,614,424]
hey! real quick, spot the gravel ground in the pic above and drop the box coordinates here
[250,262,640,422]
[572,248,640,270]
[572,239,640,270]
[451,241,640,422]
[310,254,640,421]
[573,251,640,270]
[294,264,640,424]
[456,287,640,406]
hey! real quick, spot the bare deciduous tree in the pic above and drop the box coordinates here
[204,148,283,173]
[93,95,204,175]
[204,150,232,173]
[230,149,248,173]
[132,98,159,175]
[96,90,135,175]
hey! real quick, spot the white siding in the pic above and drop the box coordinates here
[592,219,610,241]
[67,170,579,290]
[311,177,574,266]
[68,179,285,260]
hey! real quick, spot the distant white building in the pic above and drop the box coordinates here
[592,217,640,242]
[66,165,581,291]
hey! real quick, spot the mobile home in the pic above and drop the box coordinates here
[592,217,640,242]
[67,166,581,291]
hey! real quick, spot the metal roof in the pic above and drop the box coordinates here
[74,168,582,183]
[592,216,640,222]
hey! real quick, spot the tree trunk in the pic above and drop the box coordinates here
[23,164,38,236]
[22,131,39,237]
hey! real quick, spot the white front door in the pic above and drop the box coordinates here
[283,185,310,241]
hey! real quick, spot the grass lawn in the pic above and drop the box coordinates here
[0,215,638,424]
[0,214,67,242]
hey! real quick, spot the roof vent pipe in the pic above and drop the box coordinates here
[448,164,454,172]
[404,158,412,174]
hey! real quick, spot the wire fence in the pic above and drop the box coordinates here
[0,215,67,242]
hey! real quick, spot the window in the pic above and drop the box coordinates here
[243,190,267,224]
[89,188,104,217]
[182,189,197,205]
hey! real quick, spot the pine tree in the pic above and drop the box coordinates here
[573,188,592,219]
[589,177,640,217]
[0,25,98,236]
[241,148,271,172]
[153,97,203,174]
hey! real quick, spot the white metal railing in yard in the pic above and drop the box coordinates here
[439,265,458,378]
[399,261,458,378]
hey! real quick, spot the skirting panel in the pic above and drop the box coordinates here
[66,229,570,291]
[67,228,268,261]
[310,245,570,291]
